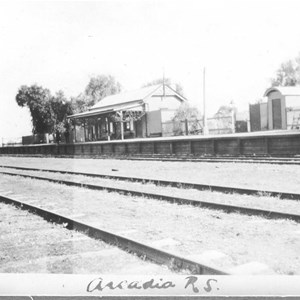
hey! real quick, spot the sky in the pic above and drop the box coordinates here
[1,0,300,141]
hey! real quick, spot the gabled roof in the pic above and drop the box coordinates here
[67,101,143,119]
[67,84,187,119]
[264,86,300,97]
[90,84,186,111]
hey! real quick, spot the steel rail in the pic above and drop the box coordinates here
[1,170,300,223]
[0,193,227,275]
[0,165,299,201]
[2,153,300,165]
[105,155,300,165]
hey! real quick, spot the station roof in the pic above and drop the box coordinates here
[67,101,143,119]
[91,84,186,110]
[264,86,300,97]
[68,84,186,119]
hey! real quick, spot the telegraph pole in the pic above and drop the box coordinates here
[202,67,209,135]
[162,67,166,99]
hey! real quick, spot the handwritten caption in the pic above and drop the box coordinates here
[87,276,219,294]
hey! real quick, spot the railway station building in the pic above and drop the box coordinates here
[67,84,187,142]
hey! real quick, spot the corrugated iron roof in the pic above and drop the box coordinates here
[264,86,300,97]
[67,101,143,119]
[91,85,161,109]
[91,84,186,110]
[68,84,186,119]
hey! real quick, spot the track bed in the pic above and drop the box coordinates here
[0,156,299,192]
[0,202,176,274]
[0,167,299,215]
[1,174,299,274]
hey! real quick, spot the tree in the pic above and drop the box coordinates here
[172,103,202,135]
[49,91,73,140]
[173,102,200,121]
[214,103,237,117]
[142,78,184,96]
[69,74,122,114]
[16,85,72,138]
[271,53,300,86]
[70,93,93,114]
[84,74,122,106]
[16,85,52,134]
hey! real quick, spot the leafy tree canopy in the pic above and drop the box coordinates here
[271,53,300,87]
[16,85,72,135]
[70,74,122,114]
[173,102,201,121]
[84,74,122,106]
[172,103,202,135]
[16,85,52,134]
[70,93,93,114]
[215,103,237,117]
[49,90,73,134]
[142,78,184,96]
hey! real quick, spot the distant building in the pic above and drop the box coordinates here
[67,84,186,142]
[250,86,300,131]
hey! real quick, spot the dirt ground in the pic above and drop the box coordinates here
[0,202,174,274]
[0,173,299,275]
[0,156,299,192]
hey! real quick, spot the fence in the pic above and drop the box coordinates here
[207,115,235,134]
[162,119,202,137]
[162,115,236,137]
[287,108,300,130]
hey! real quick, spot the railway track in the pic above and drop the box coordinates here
[0,168,299,223]
[0,193,227,275]
[0,164,299,201]
[2,153,300,165]
[0,201,170,274]
[106,155,300,165]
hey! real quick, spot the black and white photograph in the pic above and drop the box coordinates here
[0,0,300,298]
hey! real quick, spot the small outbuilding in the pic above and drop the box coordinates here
[67,84,187,142]
[250,86,300,131]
